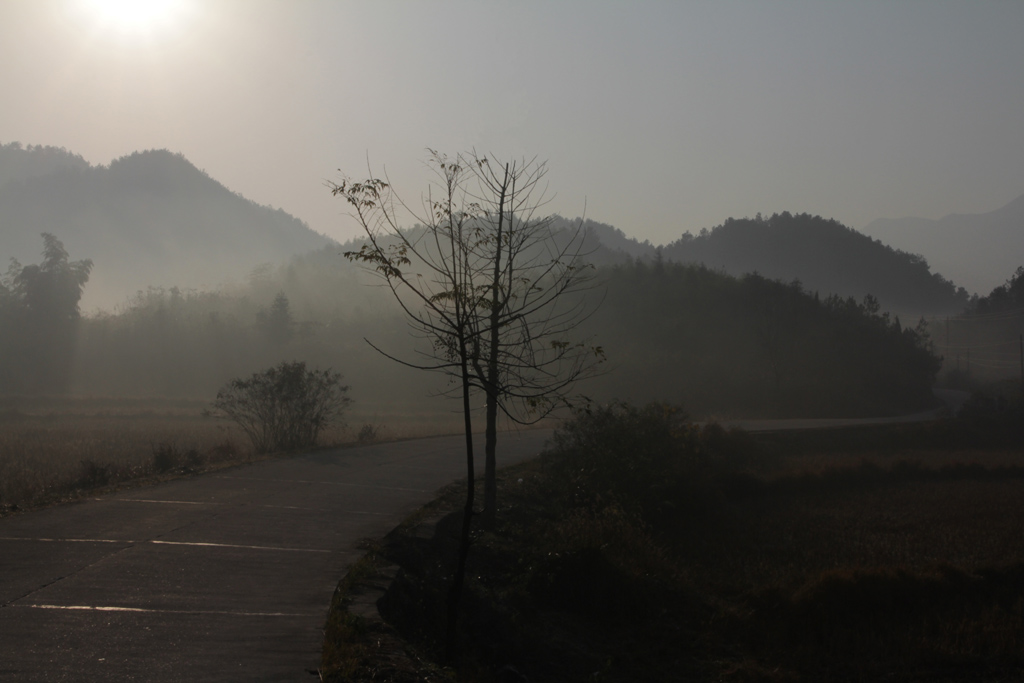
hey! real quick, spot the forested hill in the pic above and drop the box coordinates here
[0,143,332,311]
[0,143,90,187]
[551,213,968,315]
[657,212,969,315]
[588,261,942,417]
[49,253,941,418]
[0,141,972,316]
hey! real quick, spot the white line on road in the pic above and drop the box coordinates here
[111,498,209,505]
[0,537,129,544]
[150,540,333,553]
[111,498,385,513]
[0,537,336,553]
[17,604,313,617]
[215,475,431,493]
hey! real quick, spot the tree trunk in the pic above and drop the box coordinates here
[481,388,498,530]
[481,164,509,531]
[444,322,476,664]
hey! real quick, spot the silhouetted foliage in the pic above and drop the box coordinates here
[660,212,969,315]
[0,233,92,393]
[57,237,943,418]
[210,361,351,454]
[546,402,699,514]
[587,261,941,416]
[938,265,1024,385]
[969,265,1024,315]
[256,291,294,346]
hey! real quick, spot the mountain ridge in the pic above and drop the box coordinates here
[562,212,969,316]
[1,141,1002,317]
[863,193,1024,295]
[0,143,333,311]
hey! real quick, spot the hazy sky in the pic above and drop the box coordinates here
[2,0,1023,245]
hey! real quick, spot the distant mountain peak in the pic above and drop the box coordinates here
[0,143,333,311]
[862,193,1024,295]
[654,212,967,315]
[572,211,967,316]
[988,191,1024,218]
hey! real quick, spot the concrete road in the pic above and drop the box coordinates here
[723,407,947,433]
[0,429,552,682]
[723,389,968,433]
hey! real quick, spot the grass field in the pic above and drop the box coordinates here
[0,397,247,510]
[0,395,464,512]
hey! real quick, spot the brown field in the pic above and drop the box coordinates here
[0,398,245,509]
[675,453,1024,583]
[322,423,1024,683]
[687,448,1024,591]
[0,396,464,511]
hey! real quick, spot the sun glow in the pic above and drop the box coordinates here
[82,0,186,35]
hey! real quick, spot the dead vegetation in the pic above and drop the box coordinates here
[322,404,1024,682]
[0,396,454,514]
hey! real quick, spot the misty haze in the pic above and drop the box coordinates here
[2,2,1023,681]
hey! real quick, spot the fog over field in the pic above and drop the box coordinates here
[0,3,1022,420]
[1,0,1023,417]
[4,5,1024,681]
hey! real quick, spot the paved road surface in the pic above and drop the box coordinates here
[0,430,551,682]
[723,407,947,432]
[723,390,967,433]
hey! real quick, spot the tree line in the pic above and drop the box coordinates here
[1,234,944,419]
[586,259,941,417]
[0,233,92,393]
[659,212,970,315]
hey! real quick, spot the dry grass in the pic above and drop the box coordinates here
[767,446,1024,476]
[0,396,465,512]
[0,401,248,508]
[327,414,1024,682]
[674,451,1024,593]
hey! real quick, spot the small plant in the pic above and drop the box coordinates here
[210,361,352,454]
[182,447,204,471]
[76,459,111,488]
[357,423,380,444]
[151,443,180,473]
[210,438,242,461]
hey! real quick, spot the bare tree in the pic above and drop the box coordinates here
[330,150,601,661]
[464,153,603,529]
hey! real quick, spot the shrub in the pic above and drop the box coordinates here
[544,402,757,525]
[151,443,179,473]
[544,402,701,514]
[152,442,205,473]
[210,361,351,454]
[211,438,243,461]
[76,459,111,488]
[356,423,380,443]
